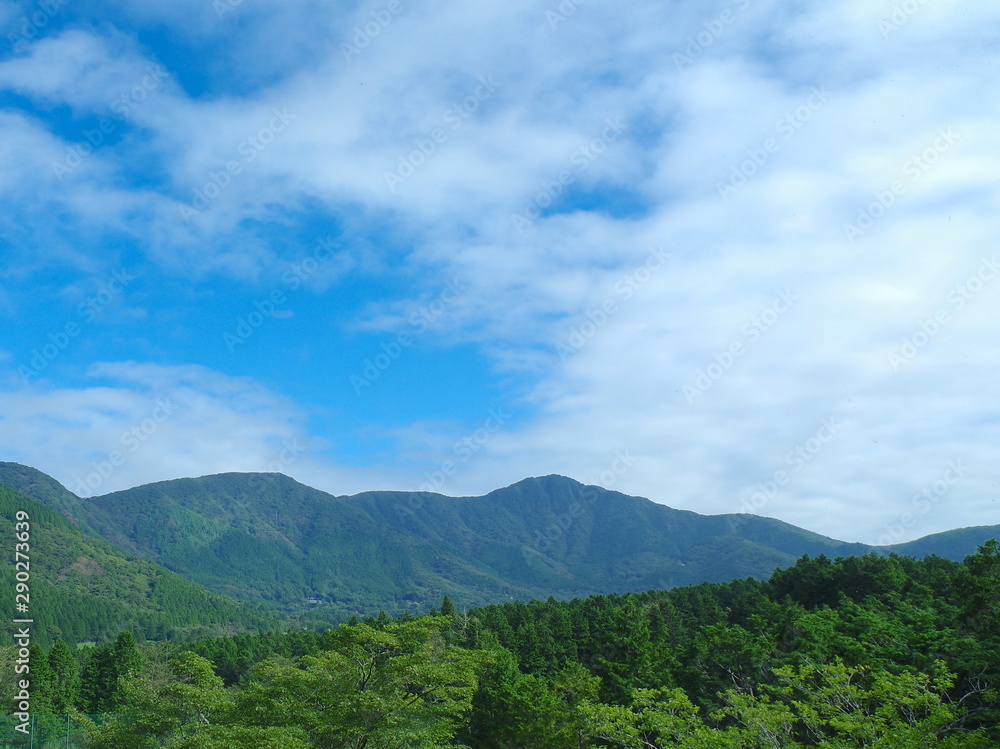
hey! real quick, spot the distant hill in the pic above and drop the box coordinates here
[0,461,116,540]
[1,463,997,626]
[0,481,279,647]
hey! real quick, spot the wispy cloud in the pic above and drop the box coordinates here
[0,0,998,543]
[0,363,364,496]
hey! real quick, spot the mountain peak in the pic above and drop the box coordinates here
[2,462,998,627]
[0,461,91,528]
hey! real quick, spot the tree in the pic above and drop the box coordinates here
[48,639,81,712]
[84,651,265,749]
[28,644,54,714]
[233,616,491,748]
[581,686,721,749]
[163,725,311,748]
[577,662,988,749]
[459,644,524,748]
[763,660,989,748]
[959,540,1000,634]
[81,631,144,712]
[112,631,143,677]
[440,594,456,617]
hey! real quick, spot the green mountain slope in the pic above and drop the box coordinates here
[0,462,109,537]
[892,523,1000,559]
[75,473,545,617]
[347,475,873,594]
[0,482,279,647]
[1,464,996,627]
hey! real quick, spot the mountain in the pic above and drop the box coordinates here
[1,463,997,626]
[0,460,109,537]
[892,523,1000,559]
[0,481,279,647]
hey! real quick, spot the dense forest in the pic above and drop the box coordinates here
[6,463,1000,634]
[4,544,999,747]
[0,484,278,649]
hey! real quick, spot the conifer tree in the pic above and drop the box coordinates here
[441,594,456,617]
[47,639,81,712]
[28,644,54,714]
[111,631,143,679]
[81,631,143,712]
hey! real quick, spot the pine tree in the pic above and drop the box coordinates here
[28,644,54,714]
[441,595,456,617]
[111,631,142,679]
[80,646,114,713]
[80,631,143,712]
[48,640,81,712]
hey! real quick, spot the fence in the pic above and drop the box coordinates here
[0,715,96,749]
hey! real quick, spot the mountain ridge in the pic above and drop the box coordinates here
[0,479,279,647]
[1,462,997,626]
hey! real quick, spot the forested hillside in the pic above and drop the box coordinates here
[0,484,278,647]
[13,545,998,747]
[4,463,1000,627]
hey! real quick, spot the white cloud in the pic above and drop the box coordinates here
[0,30,174,113]
[1,0,999,546]
[0,362,377,497]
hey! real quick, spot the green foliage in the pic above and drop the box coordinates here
[48,639,81,712]
[577,662,990,748]
[82,617,491,748]
[440,594,456,617]
[0,483,279,648]
[766,660,972,746]
[580,687,718,748]
[54,546,1000,746]
[28,643,54,714]
[85,650,235,749]
[164,725,312,749]
[461,546,1000,742]
[80,631,143,713]
[7,464,997,630]
[4,459,1000,746]
[235,617,490,748]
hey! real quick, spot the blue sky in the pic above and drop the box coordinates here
[1,0,998,545]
